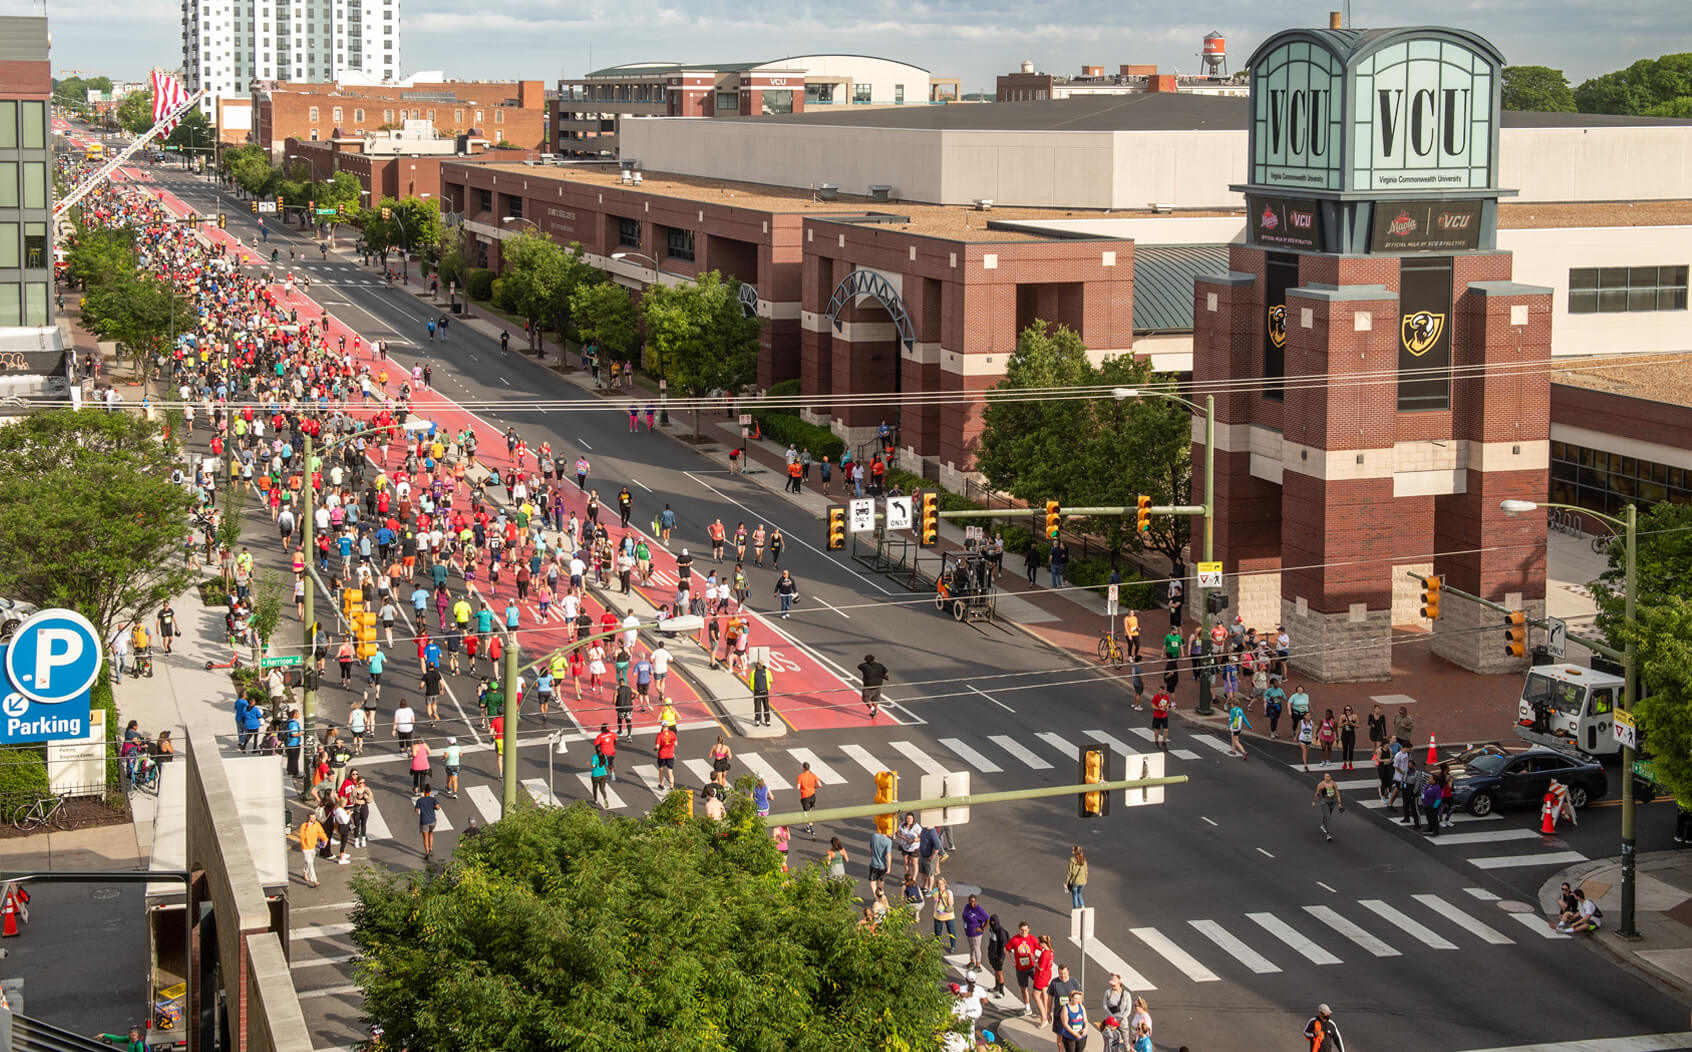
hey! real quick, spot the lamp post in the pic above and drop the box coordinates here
[298,418,433,781]
[1115,386,1218,716]
[610,250,667,422]
[1501,497,1640,938]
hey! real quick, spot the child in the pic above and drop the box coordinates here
[773,825,790,869]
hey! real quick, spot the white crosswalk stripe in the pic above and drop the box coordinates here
[1087,730,1142,756]
[525,778,567,808]
[1130,926,1219,982]
[1303,905,1399,957]
[1508,912,1573,939]
[1170,748,1201,761]
[1187,919,1280,974]
[1246,912,1342,965]
[1069,936,1155,993]
[1429,828,1544,846]
[1465,887,1501,901]
[989,735,1052,770]
[1469,849,1587,870]
[1193,734,1234,754]
[1358,899,1458,949]
[938,738,1002,773]
[1126,727,1157,742]
[572,772,627,809]
[1035,732,1081,758]
[682,758,716,785]
[787,748,846,784]
[890,740,949,776]
[466,784,501,823]
[629,763,666,796]
[1412,894,1513,945]
[740,751,795,790]
[840,743,889,778]
[363,797,394,841]
[430,799,454,832]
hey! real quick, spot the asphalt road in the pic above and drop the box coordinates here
[152,166,1692,1052]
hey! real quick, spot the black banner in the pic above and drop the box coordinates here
[1263,252,1298,399]
[1397,256,1454,411]
[1371,200,1484,253]
[1249,196,1325,252]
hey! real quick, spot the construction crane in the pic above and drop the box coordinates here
[53,88,206,220]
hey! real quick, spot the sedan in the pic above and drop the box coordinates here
[1446,746,1608,817]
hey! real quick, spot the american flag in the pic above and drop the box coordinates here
[150,70,189,131]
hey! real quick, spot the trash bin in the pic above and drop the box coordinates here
[450,302,463,315]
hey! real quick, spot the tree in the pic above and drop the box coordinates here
[1621,596,1692,808]
[1591,502,1692,648]
[164,107,215,161]
[350,792,955,1052]
[81,273,196,383]
[359,196,442,256]
[1646,96,1692,118]
[116,90,155,135]
[571,280,641,365]
[641,271,761,437]
[497,230,569,348]
[62,223,137,289]
[1575,54,1692,114]
[1501,66,1577,112]
[0,410,194,643]
[975,322,1191,566]
[246,571,285,666]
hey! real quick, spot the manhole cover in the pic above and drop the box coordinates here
[91,888,120,900]
[1498,899,1535,914]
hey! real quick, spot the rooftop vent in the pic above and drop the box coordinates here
[974,199,993,211]
[816,183,840,201]
[868,184,892,202]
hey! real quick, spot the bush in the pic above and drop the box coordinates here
[1066,557,1114,590]
[765,378,801,404]
[490,277,508,311]
[466,267,495,301]
[1064,560,1160,607]
[0,745,49,805]
[1001,523,1034,555]
[91,665,121,793]
[752,411,844,461]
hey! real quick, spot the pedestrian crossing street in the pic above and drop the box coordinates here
[277,260,418,287]
[943,885,1568,999]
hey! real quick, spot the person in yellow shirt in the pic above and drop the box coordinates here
[130,623,153,677]
[658,697,678,729]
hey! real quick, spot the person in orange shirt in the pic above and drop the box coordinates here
[786,459,803,494]
[295,814,325,887]
[1122,610,1141,661]
[796,761,821,839]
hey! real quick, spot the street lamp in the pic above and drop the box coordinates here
[610,250,668,421]
[500,215,539,232]
[1115,385,1218,716]
[1501,497,1640,938]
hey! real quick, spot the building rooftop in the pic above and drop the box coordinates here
[1133,246,1230,331]
[1497,200,1692,228]
[1554,354,1692,410]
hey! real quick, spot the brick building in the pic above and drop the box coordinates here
[252,79,547,156]
[284,135,536,204]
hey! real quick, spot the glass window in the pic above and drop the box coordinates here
[0,163,15,208]
[333,106,343,122]
[0,101,15,148]
[853,84,872,103]
[0,222,16,267]
[309,106,319,121]
[617,217,640,248]
[715,91,738,112]
[895,84,905,104]
[21,163,45,210]
[23,283,46,326]
[665,227,695,262]
[0,285,17,327]
[1572,263,1689,313]
[760,91,793,115]
[23,223,44,269]
[20,102,43,149]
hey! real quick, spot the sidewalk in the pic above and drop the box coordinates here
[1544,851,1692,996]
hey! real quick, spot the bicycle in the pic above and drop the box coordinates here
[1591,534,1612,555]
[1097,631,1124,668]
[12,793,71,832]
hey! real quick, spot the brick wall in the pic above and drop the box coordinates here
[259,81,547,153]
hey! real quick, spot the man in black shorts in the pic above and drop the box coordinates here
[858,653,889,719]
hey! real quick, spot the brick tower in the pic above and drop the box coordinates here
[1191,25,1552,681]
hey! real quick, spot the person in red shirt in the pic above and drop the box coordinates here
[594,723,618,781]
[1151,690,1173,750]
[654,723,678,790]
[1005,921,1040,1018]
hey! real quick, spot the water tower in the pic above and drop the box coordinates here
[1201,31,1227,75]
[1020,59,1035,74]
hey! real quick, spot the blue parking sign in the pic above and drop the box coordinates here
[0,609,99,744]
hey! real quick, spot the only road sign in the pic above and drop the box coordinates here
[1546,617,1567,659]
[885,496,912,532]
[848,498,875,534]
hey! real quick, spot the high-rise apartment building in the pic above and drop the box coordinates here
[0,16,54,330]
[183,0,401,115]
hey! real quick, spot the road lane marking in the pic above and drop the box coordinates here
[988,735,1052,770]
[1317,881,1338,894]
[1303,905,1400,957]
[466,785,502,823]
[362,798,394,842]
[292,922,355,941]
[632,478,652,491]
[1035,731,1080,757]
[1468,850,1587,870]
[1068,936,1155,993]
[739,750,795,790]
[938,738,1003,773]
[525,778,568,808]
[1245,913,1342,965]
[1170,748,1201,760]
[1193,734,1233,754]
[840,743,888,778]
[1201,816,1218,827]
[683,758,717,785]
[1454,1032,1692,1051]
[1256,848,1275,858]
[579,438,593,449]
[1412,893,1513,945]
[1464,887,1501,901]
[787,748,846,785]
[890,740,949,776]
[969,685,1014,713]
[571,773,626,809]
[1506,912,1573,940]
[1130,926,1219,982]
[1357,899,1457,949]
[1430,828,1545,847]
[1188,919,1280,974]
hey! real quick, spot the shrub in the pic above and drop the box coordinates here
[91,666,121,793]
[0,745,49,807]
[1001,523,1034,554]
[1066,557,1114,590]
[466,267,496,301]
[764,378,801,404]
[490,277,509,311]
[752,411,844,461]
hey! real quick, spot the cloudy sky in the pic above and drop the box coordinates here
[26,0,1686,93]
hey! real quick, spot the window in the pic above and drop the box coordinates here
[477,188,493,212]
[715,91,738,112]
[23,223,45,269]
[1569,265,1688,313]
[21,164,45,210]
[24,283,46,326]
[664,226,696,262]
[455,108,463,122]
[895,84,905,104]
[1550,439,1692,516]
[0,222,17,268]
[494,110,502,124]
[805,83,835,104]
[504,196,522,219]
[309,128,319,140]
[0,102,12,148]
[760,90,793,115]
[354,108,364,122]
[21,102,46,147]
[853,84,871,103]
[383,108,393,121]
[475,110,483,123]
[309,105,319,121]
[0,163,15,208]
[617,216,640,248]
[332,106,343,122]
[0,286,16,327]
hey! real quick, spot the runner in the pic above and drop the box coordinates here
[1312,770,1344,841]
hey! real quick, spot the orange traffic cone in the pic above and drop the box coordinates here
[1541,801,1558,835]
[1,888,21,937]
[1426,733,1438,765]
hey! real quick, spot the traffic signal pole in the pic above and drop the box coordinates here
[760,774,1188,828]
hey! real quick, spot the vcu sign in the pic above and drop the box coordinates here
[1247,28,1502,195]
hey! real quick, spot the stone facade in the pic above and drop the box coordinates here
[1281,599,1395,683]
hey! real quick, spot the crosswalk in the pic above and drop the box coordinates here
[944,886,1567,996]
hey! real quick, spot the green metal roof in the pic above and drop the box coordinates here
[1132,245,1231,332]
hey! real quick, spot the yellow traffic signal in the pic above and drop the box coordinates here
[1044,500,1061,540]
[308,198,315,213]
[919,491,939,548]
[874,770,899,835]
[1421,575,1443,620]
[217,213,226,229]
[249,200,258,214]
[1079,745,1109,818]
[277,196,285,209]
[1505,610,1527,658]
[827,506,846,551]
[1136,494,1152,534]
[381,206,392,220]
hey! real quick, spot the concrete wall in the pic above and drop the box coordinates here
[779,55,932,105]
[1497,225,1692,359]
[1500,127,1692,204]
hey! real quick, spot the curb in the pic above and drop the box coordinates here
[1541,852,1692,1000]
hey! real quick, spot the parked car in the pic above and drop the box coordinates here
[0,597,38,643]
[1446,745,1608,817]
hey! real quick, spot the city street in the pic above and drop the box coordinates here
[146,166,1692,1052]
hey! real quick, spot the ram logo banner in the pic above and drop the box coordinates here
[1267,304,1289,349]
[1400,311,1445,357]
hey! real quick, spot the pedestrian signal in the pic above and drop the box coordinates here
[1044,500,1061,540]
[1505,610,1527,658]
[1420,575,1443,621]
[381,206,392,220]
[1078,745,1110,818]
[827,507,846,551]
[919,492,939,548]
[874,770,899,835]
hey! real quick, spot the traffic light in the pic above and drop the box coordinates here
[217,213,226,229]
[381,206,392,220]
[873,770,899,835]
[1505,610,1527,658]
[344,590,379,659]
[827,506,846,551]
[1078,744,1110,818]
[1420,574,1444,621]
[919,491,939,548]
[276,196,285,212]
[1044,500,1061,540]
[308,198,315,213]
[1206,590,1230,615]
[249,200,258,214]
[1136,494,1152,534]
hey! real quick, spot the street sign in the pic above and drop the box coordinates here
[1070,906,1095,941]
[1121,751,1167,806]
[1614,709,1638,750]
[1546,617,1567,659]
[1197,561,1224,589]
[256,201,277,214]
[918,771,971,827]
[847,498,875,534]
[314,208,337,216]
[885,496,912,532]
[0,609,100,745]
[259,654,303,669]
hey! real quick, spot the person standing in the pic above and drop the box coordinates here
[1313,770,1344,841]
[867,827,893,896]
[1031,939,1058,1027]
[1367,703,1387,752]
[1006,921,1040,1018]
[295,812,324,887]
[1399,755,1423,828]
[1304,1004,1344,1051]
[931,876,957,952]
[285,708,303,778]
[1317,709,1337,768]
[962,894,989,969]
[1229,698,1252,759]
[1339,705,1359,770]
[1057,988,1088,1052]
[747,657,775,728]
[1064,846,1088,909]
[414,784,440,862]
[987,915,1011,995]
[1393,705,1415,750]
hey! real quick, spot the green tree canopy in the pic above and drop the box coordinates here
[975,322,1191,565]
[221,145,279,198]
[359,196,443,255]
[350,795,954,1052]
[1590,502,1692,649]
[0,410,194,641]
[81,272,197,378]
[571,280,641,364]
[53,76,113,110]
[641,271,761,436]
[115,90,155,135]
[1575,53,1692,114]
[62,223,137,289]
[1501,66,1577,111]
[497,230,571,344]
[163,107,215,154]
